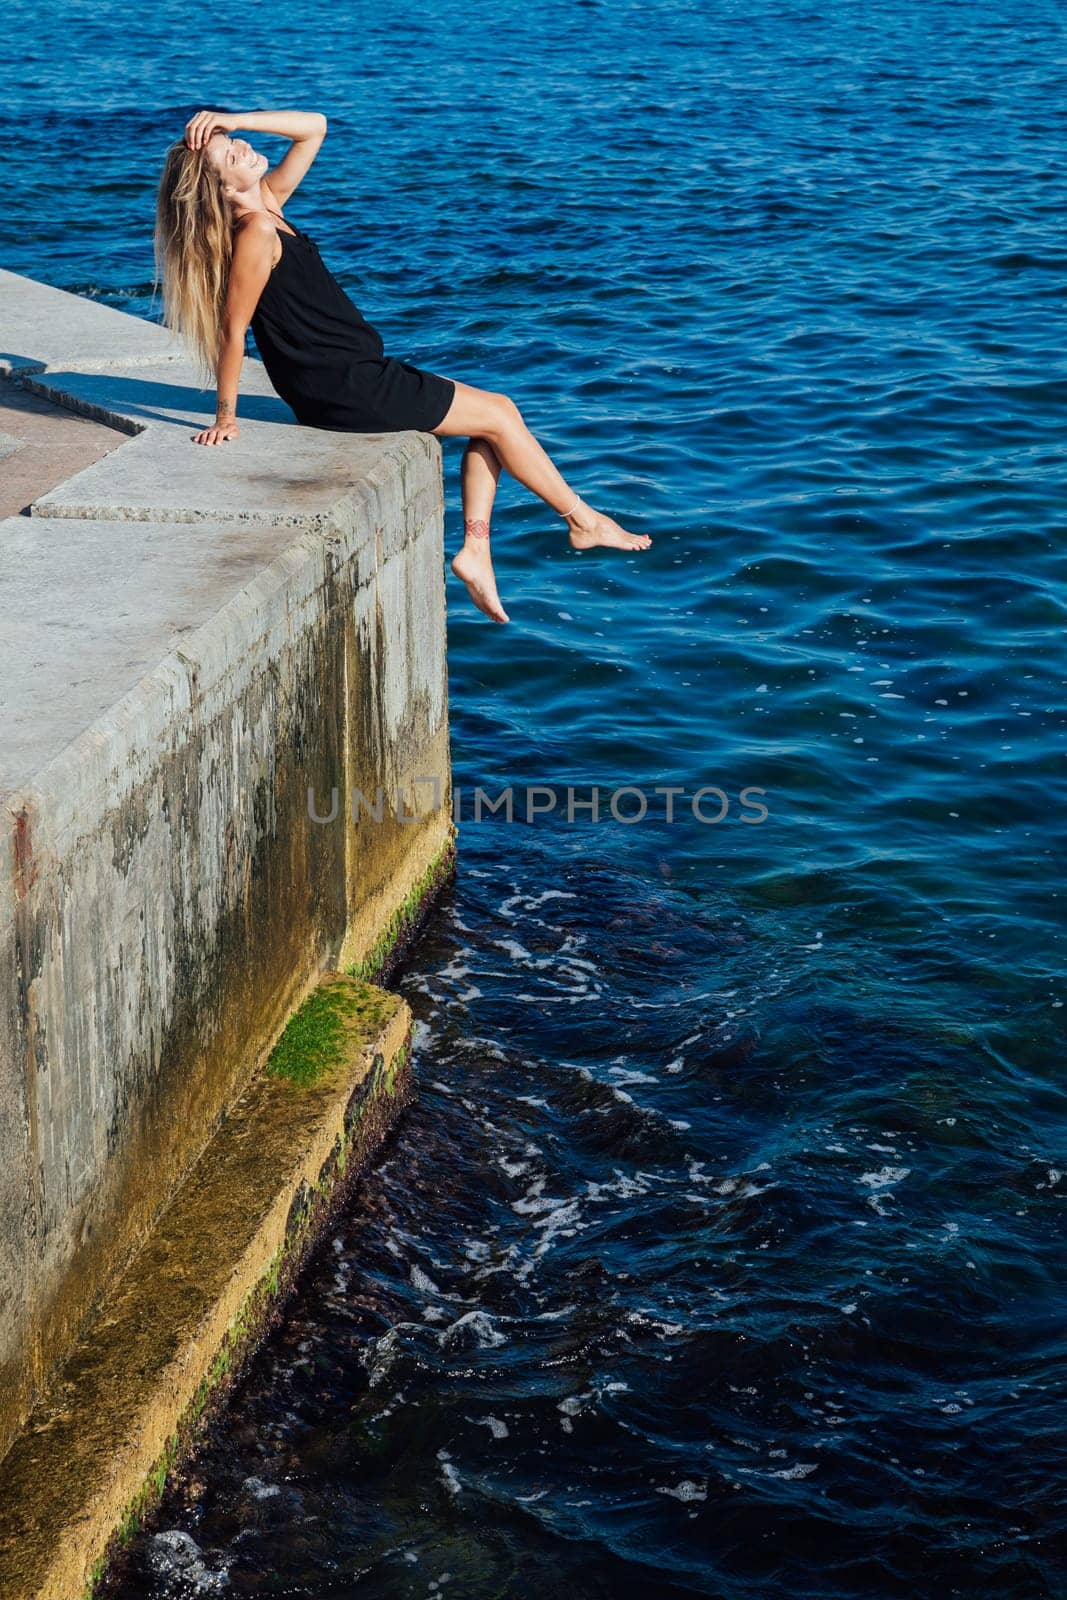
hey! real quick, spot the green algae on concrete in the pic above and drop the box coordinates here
[0,974,414,1600]
[348,834,456,985]
[265,975,392,1086]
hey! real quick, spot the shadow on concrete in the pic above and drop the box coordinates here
[32,371,297,430]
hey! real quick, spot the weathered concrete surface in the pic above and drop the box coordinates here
[0,973,414,1600]
[0,271,456,1475]
[0,269,182,375]
[0,382,130,519]
[0,513,336,790]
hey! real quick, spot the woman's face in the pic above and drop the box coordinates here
[205,133,268,197]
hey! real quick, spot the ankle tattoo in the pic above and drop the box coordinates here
[465,518,491,540]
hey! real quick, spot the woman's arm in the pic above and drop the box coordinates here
[191,216,276,447]
[185,108,326,146]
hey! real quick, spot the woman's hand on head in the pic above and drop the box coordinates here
[184,109,236,149]
[191,420,241,446]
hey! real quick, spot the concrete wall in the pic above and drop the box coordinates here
[0,271,455,1462]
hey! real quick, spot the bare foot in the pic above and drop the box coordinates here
[450,540,510,623]
[567,501,652,553]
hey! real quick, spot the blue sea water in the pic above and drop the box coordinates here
[3,0,1065,1594]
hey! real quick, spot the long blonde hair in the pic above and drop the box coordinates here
[154,141,234,385]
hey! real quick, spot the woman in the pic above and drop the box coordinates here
[155,107,652,624]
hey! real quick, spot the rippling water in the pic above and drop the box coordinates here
[4,0,1065,1594]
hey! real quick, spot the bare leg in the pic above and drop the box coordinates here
[451,436,509,623]
[431,379,651,622]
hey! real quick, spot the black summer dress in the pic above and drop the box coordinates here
[246,212,456,433]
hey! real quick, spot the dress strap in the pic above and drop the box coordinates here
[233,208,299,238]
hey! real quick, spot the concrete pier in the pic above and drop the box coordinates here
[0,270,455,1596]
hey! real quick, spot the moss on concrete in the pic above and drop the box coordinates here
[347,835,455,984]
[265,978,391,1086]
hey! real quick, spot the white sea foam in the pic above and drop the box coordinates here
[461,1039,508,1061]
[561,954,599,974]
[532,1201,584,1257]
[511,1181,566,1216]
[437,1449,463,1496]
[438,1310,508,1349]
[146,1530,230,1592]
[242,1476,281,1500]
[363,1324,417,1387]
[859,1167,910,1189]
[655,1479,708,1501]
[608,1066,659,1085]
[495,1155,533,1178]
[627,1310,684,1337]
[492,936,556,967]
[586,1172,652,1201]
[499,889,578,918]
[469,1414,510,1438]
[515,991,593,1005]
